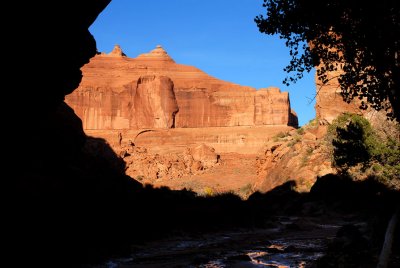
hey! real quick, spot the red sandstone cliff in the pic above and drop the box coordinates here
[133,75,178,129]
[315,68,362,124]
[66,45,297,129]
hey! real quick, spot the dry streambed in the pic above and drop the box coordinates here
[97,216,354,268]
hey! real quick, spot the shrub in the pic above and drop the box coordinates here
[301,146,314,167]
[136,175,145,181]
[306,117,319,129]
[296,127,305,135]
[275,131,290,139]
[203,187,215,197]
[287,140,296,147]
[239,183,253,198]
[331,114,375,170]
[329,113,400,188]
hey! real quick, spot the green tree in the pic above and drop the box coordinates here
[329,113,400,188]
[331,115,374,170]
[255,0,400,121]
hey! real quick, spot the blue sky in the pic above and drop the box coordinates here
[89,0,316,126]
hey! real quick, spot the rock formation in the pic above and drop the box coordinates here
[107,44,127,57]
[86,124,294,194]
[120,142,219,182]
[12,1,391,266]
[9,0,112,192]
[314,65,362,125]
[255,126,334,193]
[66,45,298,129]
[6,1,149,266]
[134,75,178,128]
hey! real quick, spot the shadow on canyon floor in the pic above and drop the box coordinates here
[9,135,400,267]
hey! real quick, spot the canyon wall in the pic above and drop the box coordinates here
[66,45,298,129]
[314,65,362,125]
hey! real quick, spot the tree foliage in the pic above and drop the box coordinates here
[330,114,375,170]
[328,113,400,188]
[255,0,400,121]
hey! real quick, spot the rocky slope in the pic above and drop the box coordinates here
[255,122,334,193]
[85,125,294,197]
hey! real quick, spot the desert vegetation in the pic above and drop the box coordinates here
[328,113,400,189]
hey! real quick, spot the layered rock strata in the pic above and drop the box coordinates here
[66,45,298,129]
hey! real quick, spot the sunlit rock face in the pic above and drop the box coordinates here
[66,45,298,129]
[133,75,178,129]
[314,59,364,125]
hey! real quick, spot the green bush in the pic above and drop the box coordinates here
[305,117,319,129]
[329,113,400,188]
[275,131,290,139]
[287,135,301,147]
[296,127,305,135]
[331,114,375,170]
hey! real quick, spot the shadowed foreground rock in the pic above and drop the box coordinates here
[5,2,399,267]
[6,0,114,265]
